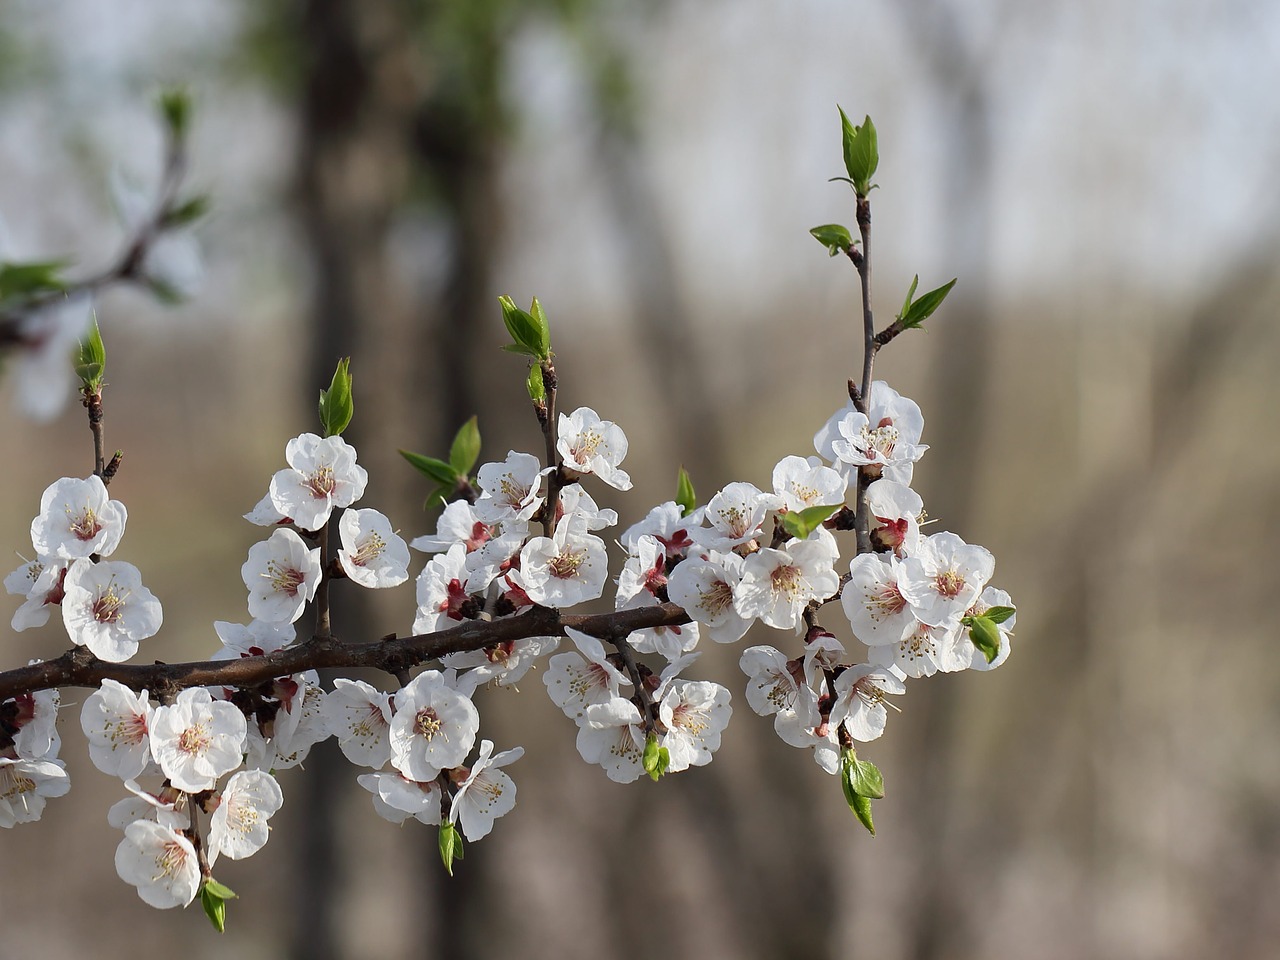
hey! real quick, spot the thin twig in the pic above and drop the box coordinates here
[538,360,561,538]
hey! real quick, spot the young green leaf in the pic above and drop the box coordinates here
[982,605,1016,625]
[438,820,464,876]
[158,87,192,139]
[675,466,697,517]
[900,278,957,330]
[528,296,552,359]
[809,223,854,257]
[0,260,69,301]
[526,362,546,402]
[448,416,482,476]
[498,295,548,361]
[75,313,106,389]
[899,275,920,322]
[779,503,838,541]
[967,616,1002,664]
[162,194,210,228]
[851,794,876,836]
[837,107,879,195]
[399,449,459,486]
[317,357,354,437]
[850,758,885,800]
[643,733,669,781]
[199,879,237,933]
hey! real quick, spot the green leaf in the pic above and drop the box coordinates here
[643,733,669,781]
[0,260,69,301]
[675,466,697,517]
[850,758,885,799]
[162,194,210,228]
[839,749,877,835]
[838,108,879,195]
[145,276,187,305]
[983,605,1016,625]
[202,879,237,900]
[399,449,458,486]
[423,484,452,511]
[158,87,191,139]
[199,879,237,933]
[439,820,464,876]
[899,275,919,321]
[900,278,957,330]
[967,616,1002,664]
[317,357,353,437]
[851,794,876,836]
[498,295,549,361]
[779,503,839,541]
[809,223,853,257]
[448,416,481,476]
[528,296,552,359]
[75,313,106,389]
[526,362,546,402]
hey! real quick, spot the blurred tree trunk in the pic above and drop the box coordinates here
[291,1,418,957]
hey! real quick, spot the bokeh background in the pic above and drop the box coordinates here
[2,1,1279,958]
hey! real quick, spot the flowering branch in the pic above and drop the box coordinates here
[0,602,690,702]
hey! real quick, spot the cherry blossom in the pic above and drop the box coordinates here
[242,528,322,624]
[0,756,68,827]
[543,627,632,722]
[898,531,995,628]
[30,475,127,560]
[771,455,848,513]
[322,678,393,768]
[208,769,284,862]
[61,559,163,662]
[575,697,647,783]
[149,687,247,793]
[556,407,632,490]
[734,539,841,631]
[829,664,906,743]
[81,679,152,779]
[448,740,524,841]
[114,820,200,909]
[659,679,732,772]
[841,553,917,647]
[667,551,752,645]
[389,671,479,781]
[337,508,410,588]
[268,433,368,531]
[473,451,546,524]
[692,481,774,552]
[513,524,609,608]
[357,771,442,826]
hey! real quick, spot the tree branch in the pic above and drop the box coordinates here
[0,602,691,701]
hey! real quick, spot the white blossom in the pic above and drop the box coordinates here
[268,433,368,531]
[357,771,442,825]
[61,559,162,663]
[81,679,152,779]
[389,671,479,781]
[771,455,848,513]
[242,528,322,624]
[841,553,917,647]
[473,451,546,524]
[114,820,200,909]
[575,697,646,783]
[898,532,995,628]
[208,769,284,862]
[30,475,127,560]
[667,551,752,644]
[149,687,247,793]
[513,524,609,608]
[448,740,524,841]
[0,756,69,827]
[543,627,631,722]
[659,680,732,772]
[734,539,841,632]
[338,508,410,588]
[829,664,906,743]
[322,679,393,768]
[556,407,632,490]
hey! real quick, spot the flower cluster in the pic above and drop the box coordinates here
[0,108,1018,925]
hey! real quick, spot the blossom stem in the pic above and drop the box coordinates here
[538,360,561,538]
[852,195,875,555]
[609,634,660,733]
[314,523,333,641]
[185,794,212,880]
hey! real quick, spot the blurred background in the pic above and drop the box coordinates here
[2,0,1278,957]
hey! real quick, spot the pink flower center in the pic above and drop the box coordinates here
[934,569,965,599]
[548,548,586,580]
[68,505,103,541]
[266,561,305,596]
[177,723,210,756]
[92,583,126,624]
[414,707,442,740]
[305,465,337,499]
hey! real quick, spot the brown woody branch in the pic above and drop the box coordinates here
[0,602,691,702]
